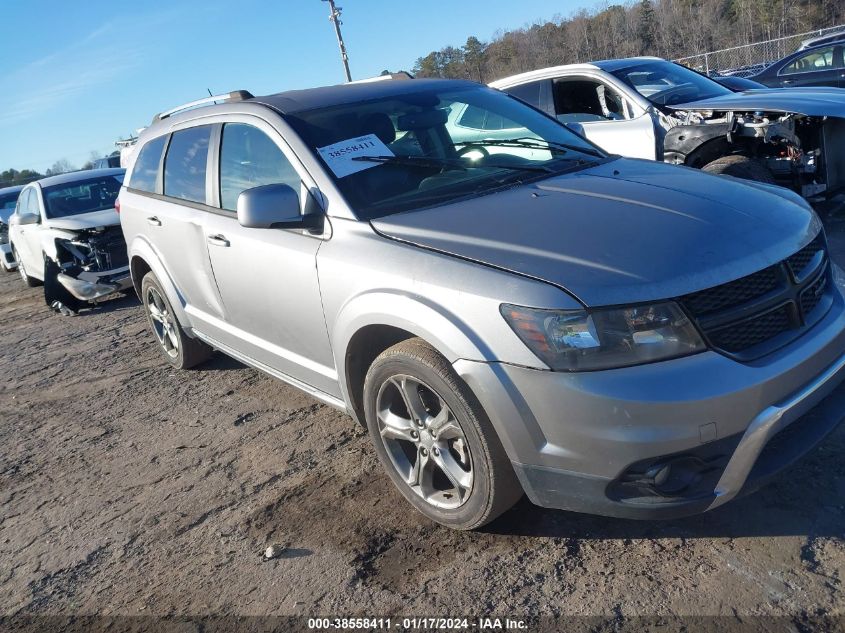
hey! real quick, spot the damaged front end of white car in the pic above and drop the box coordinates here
[44,224,131,314]
[628,74,845,200]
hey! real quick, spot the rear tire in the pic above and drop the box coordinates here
[12,246,40,287]
[141,271,213,369]
[363,337,522,530]
[702,154,776,184]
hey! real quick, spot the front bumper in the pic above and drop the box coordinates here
[0,243,17,270]
[455,287,845,520]
[57,267,132,301]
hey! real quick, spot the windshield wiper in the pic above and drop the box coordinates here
[352,155,471,171]
[353,154,552,173]
[457,137,604,158]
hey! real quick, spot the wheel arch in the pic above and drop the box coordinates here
[128,238,190,329]
[334,292,493,426]
[664,123,733,168]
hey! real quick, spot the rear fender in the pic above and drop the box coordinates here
[128,236,191,330]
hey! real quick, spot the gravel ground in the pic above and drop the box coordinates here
[1,213,845,631]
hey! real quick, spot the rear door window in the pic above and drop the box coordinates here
[782,46,835,74]
[218,123,301,212]
[130,135,167,193]
[164,126,211,204]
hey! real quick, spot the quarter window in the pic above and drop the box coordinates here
[130,135,167,193]
[782,47,834,74]
[219,123,301,212]
[164,126,211,204]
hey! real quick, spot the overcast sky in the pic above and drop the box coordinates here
[0,0,590,174]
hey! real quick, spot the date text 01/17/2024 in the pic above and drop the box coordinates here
[307,617,529,630]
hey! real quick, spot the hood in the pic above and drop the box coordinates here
[44,209,121,232]
[372,159,820,307]
[671,87,845,117]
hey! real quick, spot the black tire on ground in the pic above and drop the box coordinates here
[141,271,213,369]
[702,154,776,184]
[12,246,40,287]
[363,337,523,530]
[43,258,84,314]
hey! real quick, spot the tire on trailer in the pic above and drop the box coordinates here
[363,337,523,530]
[141,271,213,369]
[702,154,776,184]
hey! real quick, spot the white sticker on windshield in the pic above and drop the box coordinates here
[317,134,394,178]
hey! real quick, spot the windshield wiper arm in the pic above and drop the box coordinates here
[354,154,552,173]
[458,137,604,158]
[352,155,467,170]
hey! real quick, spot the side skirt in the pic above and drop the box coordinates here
[191,329,349,413]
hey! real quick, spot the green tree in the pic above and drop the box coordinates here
[463,36,487,82]
[638,0,657,55]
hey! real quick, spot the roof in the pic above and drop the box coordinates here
[0,184,24,195]
[592,56,666,71]
[489,64,599,88]
[251,78,481,114]
[31,168,125,189]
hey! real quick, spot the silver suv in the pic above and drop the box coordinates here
[119,79,845,529]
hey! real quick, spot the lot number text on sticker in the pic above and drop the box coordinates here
[317,134,394,178]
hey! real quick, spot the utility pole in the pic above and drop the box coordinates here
[323,0,352,82]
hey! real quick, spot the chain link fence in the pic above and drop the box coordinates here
[676,24,845,77]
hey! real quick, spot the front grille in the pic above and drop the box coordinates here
[707,305,792,353]
[679,233,832,360]
[787,234,824,278]
[801,273,827,316]
[683,266,780,316]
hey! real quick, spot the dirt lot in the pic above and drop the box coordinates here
[2,215,845,631]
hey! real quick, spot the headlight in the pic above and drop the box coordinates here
[501,302,705,371]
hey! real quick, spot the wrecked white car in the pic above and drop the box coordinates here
[491,57,845,200]
[8,169,131,314]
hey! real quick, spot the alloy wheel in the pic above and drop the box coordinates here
[375,374,473,509]
[146,287,179,358]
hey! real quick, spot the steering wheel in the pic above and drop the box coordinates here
[457,144,490,159]
[649,83,697,105]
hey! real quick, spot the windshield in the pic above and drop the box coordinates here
[610,61,732,106]
[286,85,606,219]
[42,174,124,219]
[0,192,20,224]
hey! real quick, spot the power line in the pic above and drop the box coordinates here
[323,0,352,82]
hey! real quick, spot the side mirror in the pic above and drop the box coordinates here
[236,184,323,231]
[13,212,39,226]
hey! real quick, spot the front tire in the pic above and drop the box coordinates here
[12,246,40,287]
[141,272,213,369]
[363,338,522,530]
[702,154,776,184]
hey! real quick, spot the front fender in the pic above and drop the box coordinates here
[39,228,77,261]
[332,289,500,410]
[128,236,191,330]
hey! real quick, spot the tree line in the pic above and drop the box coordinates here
[0,154,117,189]
[412,0,843,82]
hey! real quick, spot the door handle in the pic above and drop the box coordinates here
[207,234,230,247]
[782,79,793,85]
[147,216,162,226]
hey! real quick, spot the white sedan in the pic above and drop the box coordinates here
[9,168,132,314]
[491,57,845,200]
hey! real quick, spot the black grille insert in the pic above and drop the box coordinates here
[680,234,832,360]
